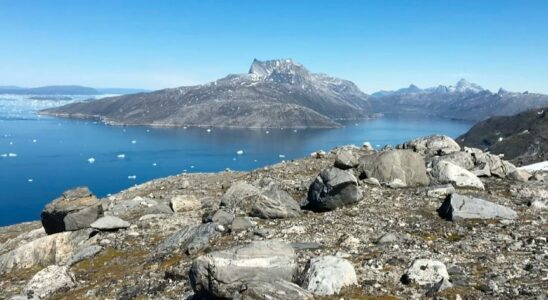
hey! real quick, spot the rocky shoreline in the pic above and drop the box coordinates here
[1,135,547,299]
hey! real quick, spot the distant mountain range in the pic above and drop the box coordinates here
[369,79,548,121]
[40,59,372,128]
[0,85,147,95]
[458,106,548,165]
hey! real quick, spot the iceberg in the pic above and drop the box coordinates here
[236,150,244,155]
[88,157,95,164]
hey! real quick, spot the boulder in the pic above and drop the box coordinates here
[41,187,103,234]
[508,169,531,182]
[307,167,362,211]
[398,135,461,155]
[401,259,449,286]
[67,245,102,266]
[0,229,92,274]
[24,265,77,299]
[358,150,430,187]
[301,256,357,296]
[170,194,201,212]
[429,151,475,170]
[362,141,374,151]
[189,240,297,299]
[334,149,359,170]
[0,227,46,256]
[90,216,130,230]
[221,181,300,219]
[472,153,516,178]
[203,209,235,226]
[438,193,517,221]
[240,280,314,300]
[231,217,254,232]
[431,161,484,189]
[157,223,220,255]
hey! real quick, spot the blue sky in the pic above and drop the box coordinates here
[0,0,547,93]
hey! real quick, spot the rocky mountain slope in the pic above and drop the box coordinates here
[1,135,547,299]
[370,79,548,121]
[458,107,548,165]
[39,59,371,128]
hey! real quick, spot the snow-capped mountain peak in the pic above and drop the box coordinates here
[451,78,484,93]
[248,58,311,84]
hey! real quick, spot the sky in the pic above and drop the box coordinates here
[0,0,547,94]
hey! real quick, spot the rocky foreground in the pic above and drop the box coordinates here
[1,135,547,299]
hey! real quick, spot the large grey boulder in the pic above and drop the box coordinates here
[358,150,430,187]
[431,161,484,189]
[0,229,92,274]
[41,187,103,234]
[66,245,102,266]
[221,181,300,219]
[24,265,77,299]
[157,223,220,255]
[438,193,517,221]
[398,135,461,155]
[301,256,357,296]
[189,240,297,299]
[240,280,314,300]
[471,153,516,178]
[401,259,449,286]
[429,151,475,170]
[334,149,359,170]
[90,216,130,230]
[307,167,362,211]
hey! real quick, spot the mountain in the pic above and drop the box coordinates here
[0,85,100,95]
[96,88,149,95]
[457,107,548,165]
[370,79,548,121]
[39,59,371,128]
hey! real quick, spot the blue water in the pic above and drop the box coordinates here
[0,98,473,226]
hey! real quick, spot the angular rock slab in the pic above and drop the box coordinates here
[358,150,430,187]
[90,216,130,230]
[401,259,449,286]
[334,149,359,170]
[0,229,92,274]
[189,240,297,299]
[241,280,314,300]
[221,181,300,218]
[41,187,103,234]
[170,194,201,212]
[301,255,357,296]
[431,160,484,189]
[307,167,362,211]
[438,193,517,221]
[157,223,220,255]
[24,265,77,299]
[398,135,461,155]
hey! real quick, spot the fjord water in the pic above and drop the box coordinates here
[0,98,472,226]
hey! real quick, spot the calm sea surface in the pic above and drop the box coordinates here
[0,95,473,226]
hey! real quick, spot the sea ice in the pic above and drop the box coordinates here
[117,154,125,159]
[206,128,212,133]
[8,153,17,157]
[128,175,137,179]
[28,178,33,183]
[152,162,157,166]
[279,154,286,158]
[236,150,244,155]
[131,140,137,144]
[88,157,95,164]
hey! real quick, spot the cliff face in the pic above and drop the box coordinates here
[458,107,548,164]
[39,59,371,128]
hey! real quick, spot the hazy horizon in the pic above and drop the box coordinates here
[1,0,547,94]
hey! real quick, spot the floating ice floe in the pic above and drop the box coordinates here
[236,150,244,155]
[265,130,270,134]
[9,141,13,145]
[0,153,6,157]
[206,128,212,133]
[131,140,137,144]
[152,162,157,167]
[32,139,37,143]
[117,154,125,159]
[88,157,95,164]
[146,129,150,132]
[233,158,236,161]
[28,178,33,183]
[8,153,17,157]
[128,175,137,179]
[279,154,286,158]
[293,129,298,133]
[190,165,195,169]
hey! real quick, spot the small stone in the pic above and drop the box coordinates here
[363,177,381,186]
[401,259,449,286]
[231,217,254,232]
[377,232,399,244]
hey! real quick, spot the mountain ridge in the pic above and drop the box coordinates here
[39,59,372,128]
